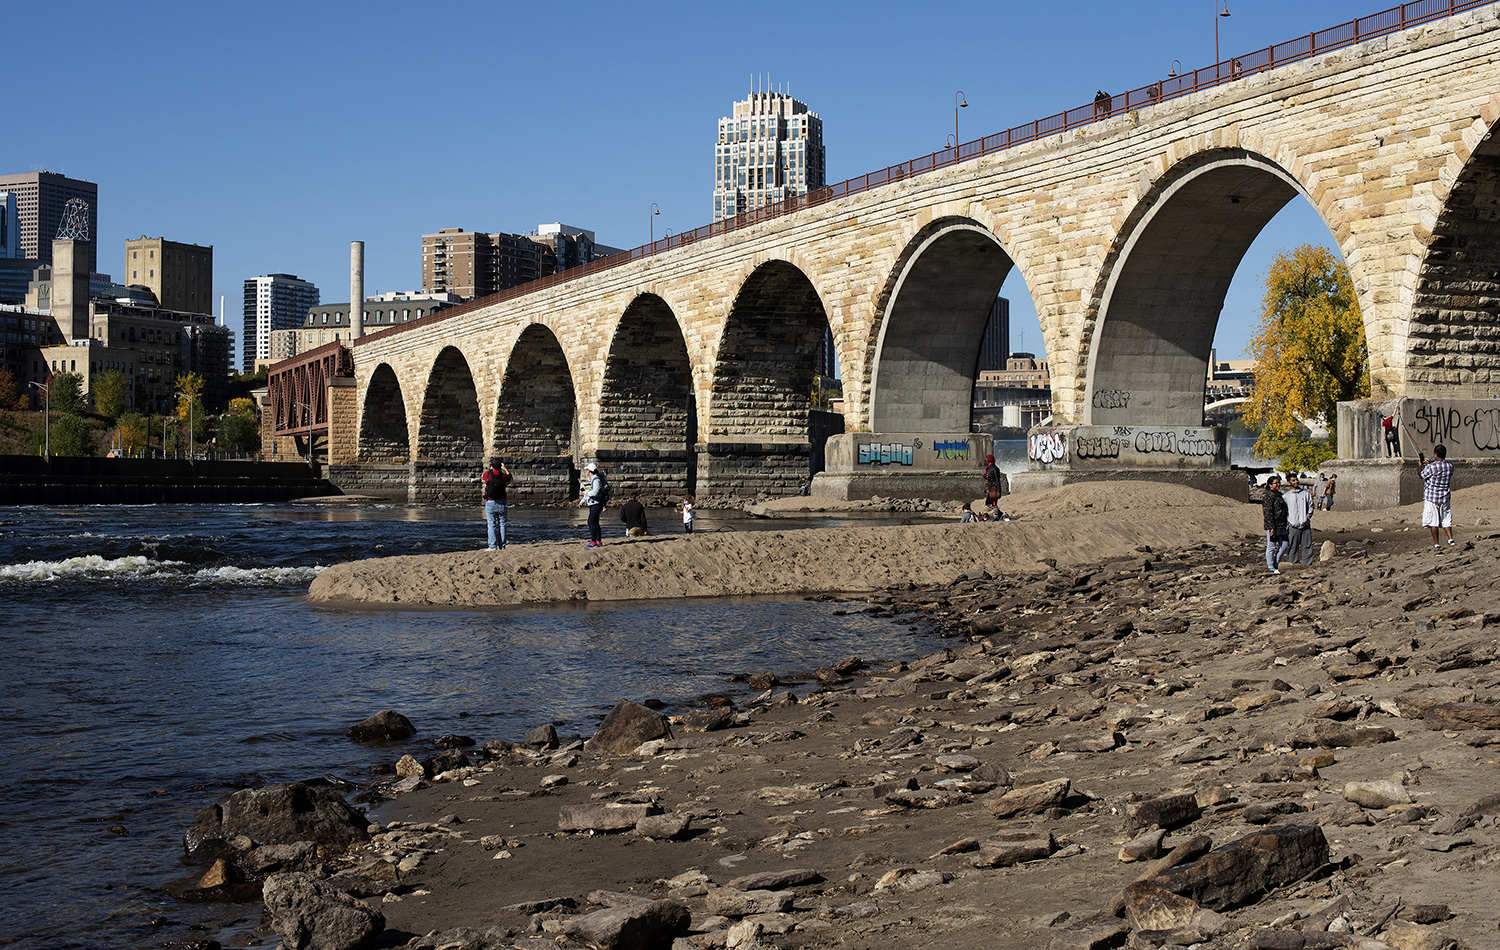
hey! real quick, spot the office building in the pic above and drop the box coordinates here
[268,292,456,369]
[527,223,623,273]
[713,90,825,221]
[420,225,618,300]
[0,171,99,275]
[242,274,320,372]
[125,236,213,315]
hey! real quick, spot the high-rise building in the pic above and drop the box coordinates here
[713,91,825,222]
[0,171,99,274]
[421,225,618,300]
[125,236,213,314]
[243,274,320,372]
[977,297,1011,373]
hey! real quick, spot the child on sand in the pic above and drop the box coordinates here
[959,501,986,523]
[677,494,696,533]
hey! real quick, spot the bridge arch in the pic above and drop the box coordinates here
[1084,149,1320,426]
[357,362,410,463]
[869,219,1015,433]
[493,323,578,502]
[702,259,833,496]
[597,293,695,498]
[1407,114,1500,398]
[413,345,483,502]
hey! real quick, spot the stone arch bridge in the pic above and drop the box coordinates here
[311,2,1500,503]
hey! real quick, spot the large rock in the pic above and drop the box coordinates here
[263,871,385,950]
[346,709,415,743]
[1123,881,1201,932]
[584,700,672,755]
[971,831,1055,867]
[988,777,1070,819]
[558,803,657,833]
[1126,791,1202,832]
[560,898,691,950]
[1343,780,1411,810]
[184,782,370,861]
[1151,825,1329,911]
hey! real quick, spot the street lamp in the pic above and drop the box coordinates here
[1169,59,1182,78]
[1216,3,1231,67]
[162,416,176,459]
[175,390,195,460]
[945,134,957,150]
[28,380,49,459]
[954,91,968,148]
[649,203,660,244]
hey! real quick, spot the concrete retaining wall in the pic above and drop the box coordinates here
[0,456,336,505]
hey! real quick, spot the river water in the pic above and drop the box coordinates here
[0,503,939,950]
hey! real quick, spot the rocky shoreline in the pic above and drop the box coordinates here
[187,484,1500,950]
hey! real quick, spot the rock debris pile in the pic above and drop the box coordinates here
[190,495,1500,950]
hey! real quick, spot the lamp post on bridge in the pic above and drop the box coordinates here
[649,203,660,244]
[175,390,196,460]
[162,416,176,459]
[28,381,49,459]
[1216,3,1231,69]
[954,91,968,148]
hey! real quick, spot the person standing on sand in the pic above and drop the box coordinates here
[1283,473,1315,566]
[481,458,512,551]
[620,492,651,537]
[983,454,1005,519]
[1263,473,1289,574]
[1322,474,1337,511]
[578,462,606,547]
[1420,444,1456,550]
[1314,473,1327,510]
[677,494,696,533]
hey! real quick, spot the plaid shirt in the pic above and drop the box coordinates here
[1422,457,1454,504]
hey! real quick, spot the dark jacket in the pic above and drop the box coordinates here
[1262,488,1288,532]
[620,498,649,532]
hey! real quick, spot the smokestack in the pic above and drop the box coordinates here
[349,241,364,340]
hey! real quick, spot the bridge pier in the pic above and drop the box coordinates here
[1321,398,1500,509]
[410,458,480,504]
[812,432,994,502]
[506,455,577,504]
[595,448,692,502]
[696,440,812,500]
[1008,423,1247,502]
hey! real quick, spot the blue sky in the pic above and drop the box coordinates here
[7,0,1393,365]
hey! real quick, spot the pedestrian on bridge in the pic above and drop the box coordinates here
[482,458,512,551]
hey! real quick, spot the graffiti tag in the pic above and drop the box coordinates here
[1410,404,1500,452]
[858,442,914,466]
[933,440,972,460]
[1029,432,1067,464]
[1092,389,1131,409]
[1075,436,1120,459]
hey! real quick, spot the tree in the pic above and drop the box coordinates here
[118,412,150,457]
[93,370,131,421]
[1242,244,1369,466]
[51,414,97,457]
[50,372,85,415]
[219,412,261,455]
[0,367,17,410]
[174,373,208,444]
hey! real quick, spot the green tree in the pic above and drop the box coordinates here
[1243,244,1369,465]
[0,367,17,410]
[219,412,262,455]
[50,372,85,415]
[118,412,150,458]
[93,370,131,421]
[51,414,98,457]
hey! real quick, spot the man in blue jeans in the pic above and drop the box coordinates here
[1262,474,1289,574]
[483,458,512,550]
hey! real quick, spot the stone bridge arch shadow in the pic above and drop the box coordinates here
[596,294,695,500]
[702,260,836,498]
[350,363,412,498]
[493,324,578,503]
[413,346,483,503]
[1084,149,1330,428]
[868,219,1016,434]
[1407,117,1500,399]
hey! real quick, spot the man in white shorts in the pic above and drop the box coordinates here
[1419,444,1455,550]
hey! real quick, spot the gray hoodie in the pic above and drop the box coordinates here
[1285,485,1314,528]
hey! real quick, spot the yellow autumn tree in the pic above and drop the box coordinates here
[1242,244,1369,470]
[174,373,208,446]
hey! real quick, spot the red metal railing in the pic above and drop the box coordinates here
[266,340,353,437]
[355,0,1492,348]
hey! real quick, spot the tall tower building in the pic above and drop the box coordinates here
[713,90,825,222]
[126,236,213,314]
[243,273,320,372]
[0,171,99,274]
[976,297,1011,373]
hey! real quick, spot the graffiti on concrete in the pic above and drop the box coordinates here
[858,442,915,465]
[1409,403,1500,453]
[1075,435,1121,459]
[1131,429,1218,457]
[1092,389,1131,410]
[1028,432,1067,464]
[933,440,972,460]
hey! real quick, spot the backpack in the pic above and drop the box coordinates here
[597,476,612,507]
[985,465,1004,492]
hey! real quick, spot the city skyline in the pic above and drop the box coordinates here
[4,0,1384,363]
